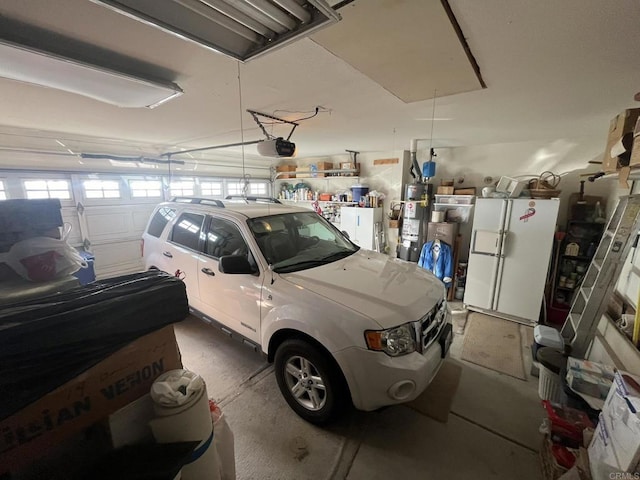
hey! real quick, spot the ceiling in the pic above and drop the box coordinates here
[0,0,639,167]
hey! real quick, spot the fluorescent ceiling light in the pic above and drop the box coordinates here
[92,0,341,62]
[0,39,183,108]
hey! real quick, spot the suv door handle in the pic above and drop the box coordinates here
[163,251,173,258]
[201,267,215,276]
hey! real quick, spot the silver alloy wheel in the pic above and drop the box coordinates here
[283,355,327,411]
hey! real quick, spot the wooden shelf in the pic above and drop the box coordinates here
[280,199,358,205]
[562,255,593,261]
[273,169,360,180]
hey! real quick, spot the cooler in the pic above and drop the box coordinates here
[74,250,96,285]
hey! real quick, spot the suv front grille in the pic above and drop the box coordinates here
[419,299,446,352]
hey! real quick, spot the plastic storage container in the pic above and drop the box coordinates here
[533,325,564,358]
[434,195,475,205]
[351,185,369,204]
[534,325,565,350]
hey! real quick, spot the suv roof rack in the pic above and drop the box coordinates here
[225,195,282,204]
[170,197,225,208]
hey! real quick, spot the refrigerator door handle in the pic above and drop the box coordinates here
[500,231,508,258]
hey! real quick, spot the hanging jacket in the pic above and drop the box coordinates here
[418,240,453,287]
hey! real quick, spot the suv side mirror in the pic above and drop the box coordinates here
[341,230,350,239]
[219,255,257,275]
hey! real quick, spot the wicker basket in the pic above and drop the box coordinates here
[530,188,562,199]
[529,172,561,199]
[539,436,569,480]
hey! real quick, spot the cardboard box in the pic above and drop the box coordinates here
[315,162,333,177]
[566,368,612,399]
[339,162,358,176]
[588,415,621,478]
[601,371,640,472]
[295,166,311,178]
[454,188,476,195]
[567,357,616,381]
[0,326,182,473]
[602,108,640,173]
[276,164,296,179]
[427,222,458,246]
[436,186,454,195]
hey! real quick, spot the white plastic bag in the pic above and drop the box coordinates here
[0,235,88,282]
[209,400,236,480]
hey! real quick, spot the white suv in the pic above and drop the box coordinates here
[142,197,452,424]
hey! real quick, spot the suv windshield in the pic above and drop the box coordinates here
[248,212,359,273]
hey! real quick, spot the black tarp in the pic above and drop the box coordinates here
[0,271,189,420]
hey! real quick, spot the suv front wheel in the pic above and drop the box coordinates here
[274,339,347,425]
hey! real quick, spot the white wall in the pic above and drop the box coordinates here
[279,150,409,255]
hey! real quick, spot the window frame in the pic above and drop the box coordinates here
[199,180,224,198]
[202,216,252,260]
[168,211,206,252]
[146,207,177,238]
[169,178,196,197]
[22,178,73,201]
[129,179,164,199]
[82,178,122,200]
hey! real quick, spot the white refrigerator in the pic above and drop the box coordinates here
[463,198,560,325]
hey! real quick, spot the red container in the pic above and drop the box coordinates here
[542,400,594,448]
[547,303,570,326]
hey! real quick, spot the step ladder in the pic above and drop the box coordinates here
[561,195,640,357]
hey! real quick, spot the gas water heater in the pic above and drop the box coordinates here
[397,140,435,262]
[398,183,432,262]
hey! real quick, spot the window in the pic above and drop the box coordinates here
[23,179,71,200]
[205,218,248,258]
[170,213,204,251]
[0,180,6,200]
[200,181,223,197]
[169,180,195,197]
[249,182,268,196]
[130,179,162,198]
[83,179,121,199]
[147,207,176,238]
[226,182,245,196]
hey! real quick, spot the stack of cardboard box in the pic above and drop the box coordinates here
[588,371,640,476]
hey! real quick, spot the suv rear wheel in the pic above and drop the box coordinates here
[274,338,346,425]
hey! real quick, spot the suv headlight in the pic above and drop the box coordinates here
[364,323,416,357]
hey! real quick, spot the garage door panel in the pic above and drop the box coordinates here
[81,204,157,277]
[91,240,143,279]
[133,207,155,230]
[86,211,131,238]
[61,207,83,246]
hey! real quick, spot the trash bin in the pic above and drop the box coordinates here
[536,347,567,403]
[533,325,564,359]
[73,250,96,285]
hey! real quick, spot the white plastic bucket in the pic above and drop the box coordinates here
[149,370,220,480]
[538,364,565,403]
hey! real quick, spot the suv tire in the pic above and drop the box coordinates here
[274,338,346,425]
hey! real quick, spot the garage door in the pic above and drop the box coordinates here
[0,172,270,279]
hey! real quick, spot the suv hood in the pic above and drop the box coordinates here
[281,250,444,329]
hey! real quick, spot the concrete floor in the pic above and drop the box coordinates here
[174,310,544,480]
